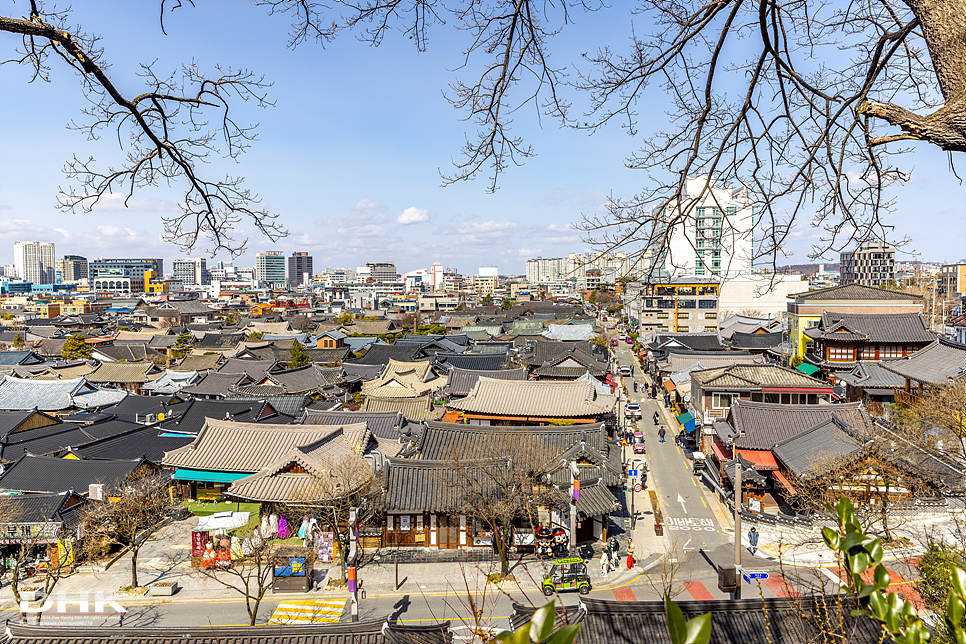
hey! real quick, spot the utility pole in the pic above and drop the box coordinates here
[570,461,579,553]
[347,507,359,621]
[733,459,742,600]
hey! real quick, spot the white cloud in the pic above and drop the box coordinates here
[397,207,430,225]
[455,220,518,235]
[547,223,575,232]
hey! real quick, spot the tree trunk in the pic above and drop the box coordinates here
[495,527,509,576]
[130,547,139,589]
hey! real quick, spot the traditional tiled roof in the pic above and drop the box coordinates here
[67,424,194,462]
[180,372,253,397]
[803,312,934,344]
[415,421,609,460]
[255,364,335,395]
[728,331,784,350]
[690,364,831,390]
[383,458,501,513]
[158,398,291,433]
[155,299,218,315]
[363,395,441,422]
[650,333,724,352]
[173,353,222,372]
[223,394,308,419]
[87,361,159,384]
[197,332,246,350]
[0,416,142,463]
[835,361,906,391]
[164,419,358,473]
[0,410,60,438]
[723,400,871,450]
[246,321,292,334]
[0,454,149,494]
[349,344,427,365]
[879,337,966,385]
[448,378,614,417]
[431,352,507,373]
[343,363,386,381]
[447,367,527,396]
[140,369,199,394]
[93,344,158,362]
[340,320,399,335]
[0,350,46,366]
[0,376,127,412]
[772,417,863,479]
[303,409,411,440]
[789,283,923,301]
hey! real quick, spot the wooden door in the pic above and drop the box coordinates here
[439,515,459,549]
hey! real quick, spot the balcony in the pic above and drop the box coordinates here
[893,389,919,406]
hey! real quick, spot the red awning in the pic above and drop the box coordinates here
[710,440,732,462]
[772,470,798,495]
[736,449,780,471]
[761,387,833,394]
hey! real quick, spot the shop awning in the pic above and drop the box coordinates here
[795,362,820,376]
[676,412,694,425]
[772,470,797,495]
[172,468,251,483]
[710,440,732,462]
[676,412,697,433]
[736,449,780,470]
[663,379,676,392]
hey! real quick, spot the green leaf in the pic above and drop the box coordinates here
[868,590,887,619]
[850,552,871,575]
[874,564,891,590]
[952,567,966,601]
[544,624,581,644]
[867,541,884,564]
[529,603,556,643]
[683,613,712,644]
[947,592,965,627]
[665,596,688,644]
[822,527,841,550]
[851,609,867,617]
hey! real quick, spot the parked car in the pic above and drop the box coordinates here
[619,365,632,377]
[611,338,619,347]
[626,336,633,344]
[625,403,642,419]
[632,431,646,453]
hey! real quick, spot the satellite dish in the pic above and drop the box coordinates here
[683,395,691,403]
[157,413,165,421]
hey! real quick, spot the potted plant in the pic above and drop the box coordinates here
[19,586,42,601]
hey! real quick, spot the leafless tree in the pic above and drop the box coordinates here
[80,472,176,589]
[288,314,316,332]
[642,536,695,600]
[896,381,966,465]
[0,1,285,256]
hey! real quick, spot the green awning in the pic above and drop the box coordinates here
[676,412,694,425]
[173,468,251,483]
[796,362,820,376]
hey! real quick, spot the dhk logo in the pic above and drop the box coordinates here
[20,591,127,615]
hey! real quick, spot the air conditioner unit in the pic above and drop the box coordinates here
[89,483,105,501]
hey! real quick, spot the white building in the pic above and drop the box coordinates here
[716,274,809,319]
[173,257,209,285]
[526,252,637,284]
[13,241,56,284]
[653,175,754,279]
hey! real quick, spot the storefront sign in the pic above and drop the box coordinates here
[0,522,62,544]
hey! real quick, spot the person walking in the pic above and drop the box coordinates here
[626,539,635,570]
[748,527,760,555]
[600,551,610,577]
[658,426,666,443]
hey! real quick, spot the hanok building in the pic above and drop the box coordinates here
[383,421,621,548]
[445,378,615,427]
[801,312,934,377]
[786,283,923,363]
[881,337,966,405]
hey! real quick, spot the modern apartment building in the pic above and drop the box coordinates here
[62,255,88,281]
[13,241,56,284]
[173,258,210,286]
[89,258,163,293]
[652,175,754,278]
[839,242,896,287]
[288,252,314,286]
[526,251,636,284]
[941,262,966,297]
[366,262,397,282]
[255,251,286,286]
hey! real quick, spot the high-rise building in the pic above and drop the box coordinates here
[288,252,314,287]
[13,241,56,284]
[173,258,209,285]
[526,252,637,284]
[89,258,163,292]
[255,251,286,286]
[652,175,754,278]
[941,262,966,297]
[366,262,397,282]
[61,255,88,281]
[840,242,896,287]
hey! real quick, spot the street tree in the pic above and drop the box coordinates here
[60,333,91,360]
[642,536,695,600]
[896,381,966,466]
[81,473,176,589]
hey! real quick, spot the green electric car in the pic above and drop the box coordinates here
[542,557,592,596]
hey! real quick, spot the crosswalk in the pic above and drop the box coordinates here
[269,598,347,624]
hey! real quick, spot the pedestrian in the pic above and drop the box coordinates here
[626,539,635,569]
[600,551,609,577]
[634,382,638,393]
[748,527,760,555]
[658,426,666,443]
[631,365,634,376]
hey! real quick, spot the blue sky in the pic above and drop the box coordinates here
[1,1,963,275]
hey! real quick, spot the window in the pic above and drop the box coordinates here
[828,346,854,362]
[697,240,705,248]
[679,299,696,309]
[879,345,902,358]
[859,346,877,360]
[699,299,716,309]
[678,312,690,319]
[676,326,690,332]
[660,326,670,332]
[657,312,669,319]
[726,206,736,215]
[712,393,734,409]
[712,260,721,268]
[705,312,717,319]
[704,325,718,331]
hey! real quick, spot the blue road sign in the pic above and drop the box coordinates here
[627,469,639,478]
[743,572,769,582]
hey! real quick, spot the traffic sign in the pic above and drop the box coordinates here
[627,469,639,478]
[743,572,770,582]
[634,483,643,493]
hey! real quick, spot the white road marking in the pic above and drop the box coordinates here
[677,493,688,514]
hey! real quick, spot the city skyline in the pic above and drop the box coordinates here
[1,2,964,275]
